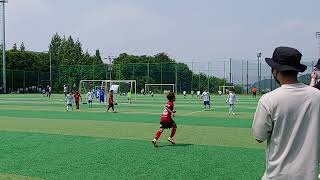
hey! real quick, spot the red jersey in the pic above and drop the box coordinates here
[74,93,81,102]
[160,101,174,122]
[109,93,114,104]
[252,88,257,93]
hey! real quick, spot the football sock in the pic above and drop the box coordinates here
[170,128,176,138]
[155,129,163,140]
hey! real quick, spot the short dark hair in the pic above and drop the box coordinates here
[167,92,175,101]
[280,70,298,77]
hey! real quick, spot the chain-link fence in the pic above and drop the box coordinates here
[0,59,317,94]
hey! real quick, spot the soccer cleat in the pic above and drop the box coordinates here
[152,139,158,147]
[168,137,175,145]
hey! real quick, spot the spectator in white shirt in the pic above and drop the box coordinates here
[252,47,320,180]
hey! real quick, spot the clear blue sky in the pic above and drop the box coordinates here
[5,0,320,82]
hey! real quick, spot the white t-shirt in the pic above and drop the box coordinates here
[252,83,320,180]
[66,95,74,105]
[183,91,186,95]
[87,92,93,101]
[63,86,67,93]
[226,93,236,104]
[197,91,201,96]
[201,91,210,102]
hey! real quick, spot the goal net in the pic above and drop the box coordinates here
[219,86,235,94]
[144,84,175,95]
[79,80,136,103]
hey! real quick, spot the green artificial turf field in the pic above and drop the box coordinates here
[0,93,265,180]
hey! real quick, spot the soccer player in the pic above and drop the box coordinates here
[226,89,237,115]
[63,85,68,97]
[251,87,257,98]
[127,91,132,104]
[191,90,194,97]
[87,90,93,108]
[107,90,116,113]
[196,90,201,99]
[141,88,145,95]
[201,89,210,110]
[183,90,187,98]
[150,91,154,98]
[47,85,52,98]
[74,91,82,110]
[152,92,177,147]
[42,88,46,97]
[66,92,74,112]
[99,89,105,104]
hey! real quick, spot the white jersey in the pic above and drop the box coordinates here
[87,92,93,101]
[48,87,52,92]
[66,95,74,105]
[183,91,186,95]
[201,91,210,102]
[197,91,201,96]
[226,93,237,104]
[63,86,67,93]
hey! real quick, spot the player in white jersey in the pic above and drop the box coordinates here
[201,90,210,110]
[63,85,68,97]
[183,91,186,98]
[226,89,237,115]
[66,92,74,112]
[196,91,201,99]
[87,90,94,108]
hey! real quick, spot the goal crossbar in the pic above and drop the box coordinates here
[145,84,175,94]
[219,86,235,94]
[79,80,137,102]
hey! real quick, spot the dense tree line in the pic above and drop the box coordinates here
[0,33,241,94]
[0,33,103,92]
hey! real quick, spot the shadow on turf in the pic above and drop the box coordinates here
[158,143,194,148]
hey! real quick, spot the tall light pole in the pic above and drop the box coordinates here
[207,62,210,91]
[1,0,7,93]
[108,55,114,81]
[316,32,320,58]
[229,58,232,84]
[42,51,52,87]
[257,52,262,93]
[223,60,226,85]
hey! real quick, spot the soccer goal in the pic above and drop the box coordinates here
[79,80,137,103]
[144,84,175,95]
[219,86,235,94]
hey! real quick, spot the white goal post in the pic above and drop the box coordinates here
[219,86,235,94]
[144,84,175,94]
[79,80,137,102]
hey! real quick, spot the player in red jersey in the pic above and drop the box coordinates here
[107,90,116,113]
[74,91,82,110]
[152,92,177,147]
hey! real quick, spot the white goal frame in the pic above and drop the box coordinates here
[219,85,235,94]
[79,80,137,102]
[144,84,175,94]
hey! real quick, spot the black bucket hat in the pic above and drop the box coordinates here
[314,59,320,69]
[265,47,307,72]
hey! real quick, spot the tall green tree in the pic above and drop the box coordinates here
[12,43,18,51]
